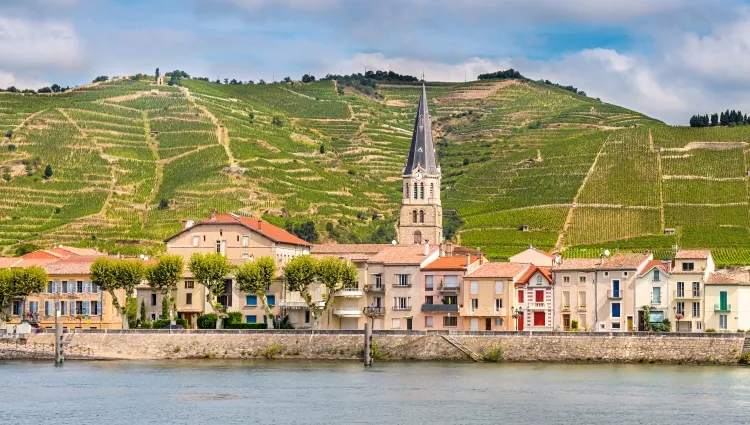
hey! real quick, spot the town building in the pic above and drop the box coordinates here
[463,262,530,331]
[704,270,750,332]
[634,260,672,330]
[671,250,714,332]
[399,85,442,245]
[509,246,556,267]
[421,252,483,330]
[516,265,554,331]
[552,258,600,331]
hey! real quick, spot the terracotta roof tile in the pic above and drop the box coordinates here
[640,260,671,275]
[675,250,711,259]
[517,266,553,285]
[552,258,601,271]
[422,255,480,271]
[311,244,391,255]
[370,244,438,265]
[465,262,529,279]
[706,271,750,285]
[165,212,311,246]
[600,253,652,270]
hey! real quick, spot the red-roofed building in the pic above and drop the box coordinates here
[635,260,672,331]
[516,266,554,331]
[463,262,531,331]
[420,253,483,330]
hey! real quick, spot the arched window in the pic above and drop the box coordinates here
[420,182,424,199]
[405,183,409,199]
[412,210,417,223]
[419,210,424,223]
[536,275,542,284]
[430,183,434,199]
[413,182,418,199]
[413,230,422,244]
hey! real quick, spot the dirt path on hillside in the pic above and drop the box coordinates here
[141,111,162,229]
[180,86,237,167]
[653,130,666,233]
[662,141,747,152]
[438,80,522,100]
[662,175,745,181]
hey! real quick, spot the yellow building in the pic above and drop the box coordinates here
[704,271,750,332]
[462,262,530,331]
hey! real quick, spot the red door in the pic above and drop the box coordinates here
[534,311,545,327]
[518,313,524,331]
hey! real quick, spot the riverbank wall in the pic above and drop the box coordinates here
[3,330,745,364]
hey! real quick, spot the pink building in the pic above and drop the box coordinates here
[420,253,483,330]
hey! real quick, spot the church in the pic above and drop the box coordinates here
[398,85,443,245]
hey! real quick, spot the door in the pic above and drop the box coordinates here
[627,316,633,332]
[720,291,728,311]
[470,318,478,331]
[517,313,524,331]
[533,311,545,327]
[485,318,492,330]
[406,318,412,330]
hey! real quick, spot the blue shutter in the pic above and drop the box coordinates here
[44,301,50,316]
[612,303,621,318]
[69,301,75,316]
[31,301,38,314]
[83,301,90,316]
[266,295,275,306]
[87,281,92,294]
[71,281,76,294]
[56,281,61,293]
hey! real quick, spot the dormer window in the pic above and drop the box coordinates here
[682,262,694,271]
[653,269,660,281]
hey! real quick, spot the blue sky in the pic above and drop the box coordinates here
[2,0,750,124]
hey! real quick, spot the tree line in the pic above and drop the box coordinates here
[689,109,750,127]
[0,83,71,94]
[477,69,587,96]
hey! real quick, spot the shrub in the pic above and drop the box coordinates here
[226,323,267,329]
[740,352,750,364]
[7,144,15,151]
[222,311,243,327]
[157,199,170,210]
[262,344,282,359]
[319,144,325,154]
[197,313,218,329]
[571,320,579,331]
[140,321,153,329]
[483,346,504,362]
[43,164,53,179]
[706,328,717,333]
[153,318,188,329]
[271,116,283,127]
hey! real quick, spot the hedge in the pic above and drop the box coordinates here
[226,323,267,329]
[153,318,189,329]
[197,313,218,329]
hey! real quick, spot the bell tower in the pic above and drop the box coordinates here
[398,84,442,245]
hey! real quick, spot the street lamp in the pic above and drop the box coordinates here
[673,306,684,332]
[511,306,523,331]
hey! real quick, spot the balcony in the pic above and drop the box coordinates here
[363,306,385,316]
[578,304,587,312]
[333,308,362,318]
[392,283,412,288]
[607,290,623,299]
[714,304,731,313]
[421,304,458,313]
[363,284,385,293]
[392,305,412,311]
[674,290,701,299]
[526,302,551,310]
[650,299,662,306]
[278,300,319,309]
[438,284,460,294]
[334,287,363,298]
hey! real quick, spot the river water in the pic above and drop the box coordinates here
[2,360,749,424]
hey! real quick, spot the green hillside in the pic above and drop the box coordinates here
[2,76,750,266]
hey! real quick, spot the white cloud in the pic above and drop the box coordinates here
[0,71,49,89]
[0,17,83,70]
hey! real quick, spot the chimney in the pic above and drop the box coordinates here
[180,219,187,230]
[446,241,454,256]
[600,254,605,266]
[258,218,263,231]
[424,241,429,256]
[210,209,218,221]
[465,253,471,267]
[439,243,445,257]
[185,219,194,229]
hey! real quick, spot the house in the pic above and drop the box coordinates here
[552,258,600,331]
[509,246,556,267]
[463,262,530,331]
[703,270,750,332]
[634,260,672,330]
[671,250,714,332]
[421,253,483,330]
[516,265,554,331]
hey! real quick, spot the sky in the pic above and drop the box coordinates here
[2,0,750,124]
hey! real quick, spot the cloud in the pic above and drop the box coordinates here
[0,17,84,71]
[0,71,49,89]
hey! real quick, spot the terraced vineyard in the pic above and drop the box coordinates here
[2,76,750,265]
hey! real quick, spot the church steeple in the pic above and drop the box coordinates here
[404,84,439,176]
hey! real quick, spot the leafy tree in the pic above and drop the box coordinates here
[92,76,109,83]
[13,242,41,256]
[283,76,292,83]
[0,266,47,324]
[37,87,52,93]
[157,199,169,210]
[44,164,53,179]
[236,257,277,328]
[145,254,183,325]
[91,258,144,329]
[161,296,169,319]
[442,210,464,241]
[319,144,325,154]
[224,78,229,84]
[140,298,147,322]
[258,79,266,85]
[6,86,17,93]
[155,67,160,78]
[248,111,254,121]
[317,256,357,323]
[370,221,396,243]
[188,253,231,329]
[50,84,61,93]
[271,116,283,127]
[301,74,316,83]
[283,255,320,326]
[477,69,524,80]
[285,218,318,242]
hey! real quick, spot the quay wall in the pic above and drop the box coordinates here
[7,330,746,364]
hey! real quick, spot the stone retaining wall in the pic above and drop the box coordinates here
[9,331,746,364]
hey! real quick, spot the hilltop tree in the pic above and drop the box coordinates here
[236,257,277,328]
[91,258,145,329]
[188,253,231,329]
[283,76,292,83]
[44,164,53,179]
[146,254,184,325]
[0,266,47,324]
[92,76,108,83]
[301,74,316,83]
[155,67,160,78]
[258,79,266,85]
[51,84,61,93]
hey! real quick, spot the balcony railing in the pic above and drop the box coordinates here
[363,284,385,292]
[334,287,363,298]
[438,284,460,294]
[363,306,385,316]
[333,308,362,317]
[673,290,701,299]
[562,304,571,312]
[650,299,662,305]
[714,304,731,313]
[421,304,458,313]
[578,304,587,312]
[607,290,623,299]
[392,305,412,311]
[526,302,550,309]
[392,283,412,288]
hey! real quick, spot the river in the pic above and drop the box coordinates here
[1,360,749,424]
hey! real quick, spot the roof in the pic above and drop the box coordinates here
[369,244,437,265]
[465,262,529,279]
[21,245,105,260]
[599,253,652,270]
[510,246,554,259]
[517,266,553,285]
[706,271,750,285]
[639,260,671,276]
[404,85,439,176]
[165,212,311,246]
[422,255,480,271]
[311,244,391,255]
[41,258,98,275]
[552,258,601,271]
[675,250,711,260]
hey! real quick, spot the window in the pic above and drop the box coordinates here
[77,281,84,293]
[653,269,660,281]
[470,298,478,311]
[425,316,433,328]
[563,276,570,284]
[495,299,503,311]
[413,183,418,199]
[186,293,192,305]
[405,183,409,198]
[246,295,257,306]
[445,275,458,288]
[425,295,433,305]
[246,315,257,324]
[517,290,524,303]
[692,282,700,297]
[91,301,100,315]
[430,183,434,199]
[578,291,586,307]
[652,287,661,304]
[604,272,609,277]
[267,295,276,306]
[611,322,621,330]
[719,314,728,330]
[677,282,685,297]
[443,316,457,327]
[579,276,586,284]
[413,231,422,245]
[150,294,157,306]
[11,300,22,316]
[45,301,52,316]
[185,281,194,289]
[47,281,55,293]
[682,262,694,271]
[242,236,249,247]
[533,311,545,326]
[304,310,310,324]
[535,290,544,303]
[611,302,621,318]
[392,318,401,329]
[495,281,504,294]
[420,182,424,199]
[375,274,382,287]
[470,281,478,295]
[419,210,424,223]
[412,210,417,223]
[692,302,700,318]
[92,284,100,294]
[394,297,408,309]
[75,301,84,315]
[696,321,702,330]
[397,274,409,287]
[624,272,628,277]
[192,235,200,247]
[425,275,434,291]
[536,275,543,284]
[494,318,504,327]
[59,301,67,316]
[62,281,68,294]
[676,302,685,316]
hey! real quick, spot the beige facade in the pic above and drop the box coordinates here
[703,270,750,332]
[420,254,482,331]
[671,250,714,332]
[509,247,555,268]
[463,262,530,331]
[552,259,599,331]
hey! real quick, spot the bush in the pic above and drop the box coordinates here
[140,321,153,329]
[153,318,188,329]
[740,352,750,364]
[226,323,268,329]
[262,344,282,359]
[222,311,243,327]
[197,313,218,329]
[483,346,504,362]
[706,328,717,333]
[271,116,283,127]
[571,320,579,331]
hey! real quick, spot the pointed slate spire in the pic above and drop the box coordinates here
[404,84,439,175]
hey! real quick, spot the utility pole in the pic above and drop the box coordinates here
[364,322,372,366]
[54,300,64,365]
